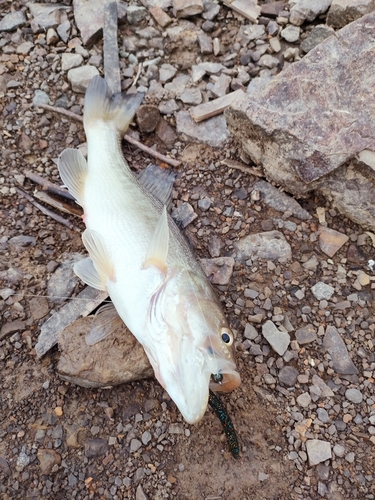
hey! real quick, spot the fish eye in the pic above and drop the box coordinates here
[220,327,233,346]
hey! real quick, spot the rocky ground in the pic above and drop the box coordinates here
[1,0,375,499]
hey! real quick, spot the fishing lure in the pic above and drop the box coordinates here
[208,388,239,459]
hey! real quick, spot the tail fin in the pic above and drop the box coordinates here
[83,76,144,135]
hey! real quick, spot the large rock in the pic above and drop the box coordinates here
[57,316,154,388]
[327,0,375,29]
[226,13,375,231]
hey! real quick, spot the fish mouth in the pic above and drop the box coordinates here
[209,370,241,392]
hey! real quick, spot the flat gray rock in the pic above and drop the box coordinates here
[16,41,34,55]
[0,11,26,31]
[47,256,81,304]
[262,320,290,356]
[33,89,50,107]
[234,230,292,263]
[226,13,375,231]
[327,0,375,29]
[280,25,300,42]
[176,111,229,148]
[345,388,363,404]
[67,65,100,93]
[57,317,153,388]
[27,3,71,31]
[310,374,334,398]
[278,366,299,386]
[35,287,108,357]
[171,202,197,228]
[301,25,335,53]
[61,53,83,71]
[295,324,317,345]
[306,439,332,466]
[139,0,173,9]
[254,180,311,220]
[289,0,332,26]
[323,326,358,375]
[73,0,127,45]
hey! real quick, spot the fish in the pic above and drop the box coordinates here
[57,76,241,424]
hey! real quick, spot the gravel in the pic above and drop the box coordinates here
[1,1,375,499]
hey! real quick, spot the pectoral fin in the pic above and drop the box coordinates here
[74,257,107,291]
[86,302,124,345]
[143,206,169,273]
[79,229,116,288]
[58,148,88,205]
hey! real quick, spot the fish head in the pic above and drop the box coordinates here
[147,269,240,424]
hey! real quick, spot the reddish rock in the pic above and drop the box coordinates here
[0,320,26,341]
[136,105,161,133]
[37,449,61,474]
[319,226,349,257]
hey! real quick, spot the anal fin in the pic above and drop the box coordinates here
[58,148,88,205]
[86,302,124,345]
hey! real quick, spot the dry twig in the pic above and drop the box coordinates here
[37,105,181,168]
[220,159,263,177]
[25,170,75,201]
[34,190,82,217]
[15,187,81,232]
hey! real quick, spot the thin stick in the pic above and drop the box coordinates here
[15,187,81,233]
[34,190,82,217]
[133,62,143,86]
[220,159,263,177]
[25,170,75,201]
[38,103,83,122]
[37,103,181,168]
[124,134,181,167]
[104,0,121,95]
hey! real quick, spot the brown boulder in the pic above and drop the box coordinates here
[57,316,154,388]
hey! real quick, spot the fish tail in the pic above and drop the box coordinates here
[83,75,144,135]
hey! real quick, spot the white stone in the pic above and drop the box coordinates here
[280,25,301,43]
[61,53,84,71]
[306,439,332,466]
[67,65,99,93]
[311,282,335,300]
[262,320,290,356]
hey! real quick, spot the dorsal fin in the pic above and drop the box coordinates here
[138,164,176,210]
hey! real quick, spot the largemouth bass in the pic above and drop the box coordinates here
[58,76,240,424]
